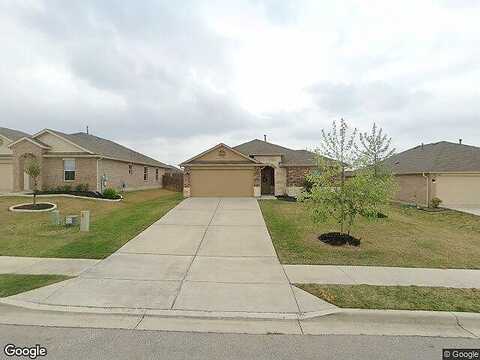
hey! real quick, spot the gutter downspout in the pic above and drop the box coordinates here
[422,172,429,207]
[96,157,103,192]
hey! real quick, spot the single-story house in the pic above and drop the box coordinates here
[180,139,324,197]
[0,127,174,192]
[385,140,480,207]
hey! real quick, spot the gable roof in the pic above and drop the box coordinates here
[0,127,31,141]
[180,143,261,166]
[234,139,324,166]
[384,141,480,174]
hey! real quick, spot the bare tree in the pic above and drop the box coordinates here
[355,123,395,175]
[25,158,41,205]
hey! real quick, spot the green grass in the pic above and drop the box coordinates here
[259,200,480,268]
[0,189,182,259]
[297,284,480,313]
[0,274,71,297]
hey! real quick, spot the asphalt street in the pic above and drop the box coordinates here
[0,324,479,360]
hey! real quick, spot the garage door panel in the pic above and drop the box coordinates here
[191,169,253,197]
[436,175,480,206]
[0,163,13,191]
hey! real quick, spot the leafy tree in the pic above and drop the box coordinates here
[301,119,397,236]
[25,158,41,205]
[355,122,395,175]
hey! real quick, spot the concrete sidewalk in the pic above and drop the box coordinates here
[285,265,480,288]
[0,256,99,276]
[2,198,335,319]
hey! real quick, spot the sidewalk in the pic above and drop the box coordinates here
[284,265,480,288]
[0,256,99,276]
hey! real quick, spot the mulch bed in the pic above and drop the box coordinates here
[275,195,297,202]
[319,232,361,247]
[12,203,55,210]
[419,207,446,213]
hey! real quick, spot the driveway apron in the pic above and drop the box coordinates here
[5,198,334,317]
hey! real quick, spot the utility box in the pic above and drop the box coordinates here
[80,210,90,232]
[65,215,79,226]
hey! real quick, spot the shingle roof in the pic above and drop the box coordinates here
[384,141,480,174]
[0,127,31,141]
[233,139,324,166]
[65,131,171,168]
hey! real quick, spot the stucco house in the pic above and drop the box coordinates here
[180,139,324,197]
[385,140,480,207]
[0,127,174,193]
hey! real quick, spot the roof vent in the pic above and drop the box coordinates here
[421,143,424,149]
[264,134,267,142]
[459,138,462,144]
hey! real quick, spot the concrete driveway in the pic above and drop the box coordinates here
[5,198,334,318]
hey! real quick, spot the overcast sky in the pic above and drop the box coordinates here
[1,0,479,165]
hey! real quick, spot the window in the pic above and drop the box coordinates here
[128,164,133,175]
[144,167,148,181]
[155,168,159,181]
[64,159,76,181]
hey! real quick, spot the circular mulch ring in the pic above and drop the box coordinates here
[9,202,57,213]
[319,232,361,247]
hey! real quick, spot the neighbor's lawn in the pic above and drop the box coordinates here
[297,284,480,313]
[259,200,480,268]
[0,189,182,259]
[0,274,71,297]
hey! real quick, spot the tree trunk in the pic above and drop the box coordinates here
[340,166,345,233]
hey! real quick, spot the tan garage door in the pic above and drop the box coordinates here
[435,175,480,206]
[0,163,13,192]
[191,168,254,197]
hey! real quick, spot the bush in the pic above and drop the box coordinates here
[103,188,120,199]
[75,183,90,192]
[431,197,442,208]
[56,185,72,192]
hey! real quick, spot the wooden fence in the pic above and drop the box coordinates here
[163,173,183,192]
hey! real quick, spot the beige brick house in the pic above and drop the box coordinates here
[385,141,480,207]
[0,127,174,192]
[180,139,323,197]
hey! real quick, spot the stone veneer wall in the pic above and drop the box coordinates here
[183,167,191,197]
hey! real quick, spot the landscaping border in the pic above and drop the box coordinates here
[9,202,57,213]
[1,193,123,202]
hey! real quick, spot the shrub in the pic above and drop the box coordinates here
[103,188,120,199]
[75,183,90,192]
[431,197,442,208]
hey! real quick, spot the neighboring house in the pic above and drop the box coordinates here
[0,127,174,192]
[385,140,480,207]
[180,139,324,197]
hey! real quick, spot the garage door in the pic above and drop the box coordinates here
[190,168,254,197]
[435,175,480,206]
[0,163,13,192]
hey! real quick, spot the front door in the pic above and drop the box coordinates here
[261,167,274,195]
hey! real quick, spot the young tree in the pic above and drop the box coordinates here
[302,164,396,235]
[355,123,395,175]
[25,158,41,205]
[300,119,397,237]
[312,118,357,233]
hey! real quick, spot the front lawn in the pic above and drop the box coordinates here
[259,200,480,268]
[0,274,71,297]
[0,189,182,259]
[297,284,480,313]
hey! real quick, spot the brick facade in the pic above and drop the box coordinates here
[42,157,97,190]
[98,158,165,191]
[286,166,314,187]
